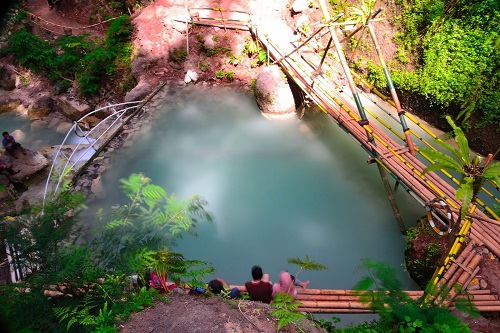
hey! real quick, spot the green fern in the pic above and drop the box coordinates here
[270,292,306,331]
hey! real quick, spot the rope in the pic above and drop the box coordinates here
[26,11,121,31]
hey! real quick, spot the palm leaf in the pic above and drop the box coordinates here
[420,148,464,174]
[446,116,470,167]
[431,138,468,167]
[483,162,500,185]
[456,177,474,220]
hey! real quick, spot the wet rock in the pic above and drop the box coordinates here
[91,174,105,199]
[28,95,53,119]
[0,95,22,113]
[56,121,73,134]
[124,81,153,102]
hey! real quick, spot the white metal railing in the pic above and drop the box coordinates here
[42,101,143,209]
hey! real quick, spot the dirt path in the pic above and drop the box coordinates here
[24,0,106,37]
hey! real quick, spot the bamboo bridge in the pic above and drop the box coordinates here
[187,1,500,314]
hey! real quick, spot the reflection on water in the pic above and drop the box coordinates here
[0,111,67,151]
[94,86,422,300]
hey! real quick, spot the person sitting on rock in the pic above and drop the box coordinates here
[2,131,27,159]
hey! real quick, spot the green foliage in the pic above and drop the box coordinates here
[90,173,211,275]
[394,0,500,126]
[171,47,188,62]
[224,70,235,81]
[6,28,58,74]
[243,39,259,55]
[250,78,257,94]
[353,259,474,333]
[198,61,209,72]
[270,292,306,331]
[345,0,376,27]
[5,16,133,96]
[365,60,386,88]
[257,49,267,64]
[421,116,500,220]
[215,70,224,79]
[1,173,211,332]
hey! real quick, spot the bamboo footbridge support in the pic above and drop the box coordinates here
[231,287,500,313]
[187,2,500,314]
[246,0,500,312]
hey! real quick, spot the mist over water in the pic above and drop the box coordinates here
[94,86,422,294]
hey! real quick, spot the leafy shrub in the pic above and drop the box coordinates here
[6,28,58,74]
[224,70,235,81]
[5,15,133,96]
[171,47,188,62]
[0,173,213,332]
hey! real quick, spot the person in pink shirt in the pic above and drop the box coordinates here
[272,271,297,299]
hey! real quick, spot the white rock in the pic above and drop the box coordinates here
[292,0,309,13]
[187,70,199,83]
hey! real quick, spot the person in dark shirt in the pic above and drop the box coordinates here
[2,131,26,159]
[207,278,241,299]
[244,265,273,304]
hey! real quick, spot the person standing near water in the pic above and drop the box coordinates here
[2,131,27,159]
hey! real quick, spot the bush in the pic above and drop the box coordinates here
[5,15,134,96]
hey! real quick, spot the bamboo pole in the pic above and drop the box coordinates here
[366,15,415,156]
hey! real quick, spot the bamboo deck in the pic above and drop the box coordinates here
[180,6,500,315]
[231,286,500,313]
[247,9,500,314]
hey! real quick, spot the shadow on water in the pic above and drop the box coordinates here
[85,86,422,328]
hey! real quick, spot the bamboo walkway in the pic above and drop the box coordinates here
[246,3,500,314]
[230,286,500,313]
[185,2,500,315]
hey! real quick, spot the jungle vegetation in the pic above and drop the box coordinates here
[362,0,500,128]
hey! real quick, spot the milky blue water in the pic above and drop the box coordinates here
[2,86,425,327]
[0,110,66,150]
[93,86,423,292]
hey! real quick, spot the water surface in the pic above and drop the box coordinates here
[95,86,422,292]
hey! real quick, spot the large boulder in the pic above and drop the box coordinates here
[291,0,310,13]
[254,65,296,119]
[124,81,152,102]
[0,63,17,91]
[5,150,50,186]
[0,95,22,114]
[56,96,93,121]
[27,95,53,119]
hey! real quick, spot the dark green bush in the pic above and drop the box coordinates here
[5,15,133,96]
[6,28,58,73]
